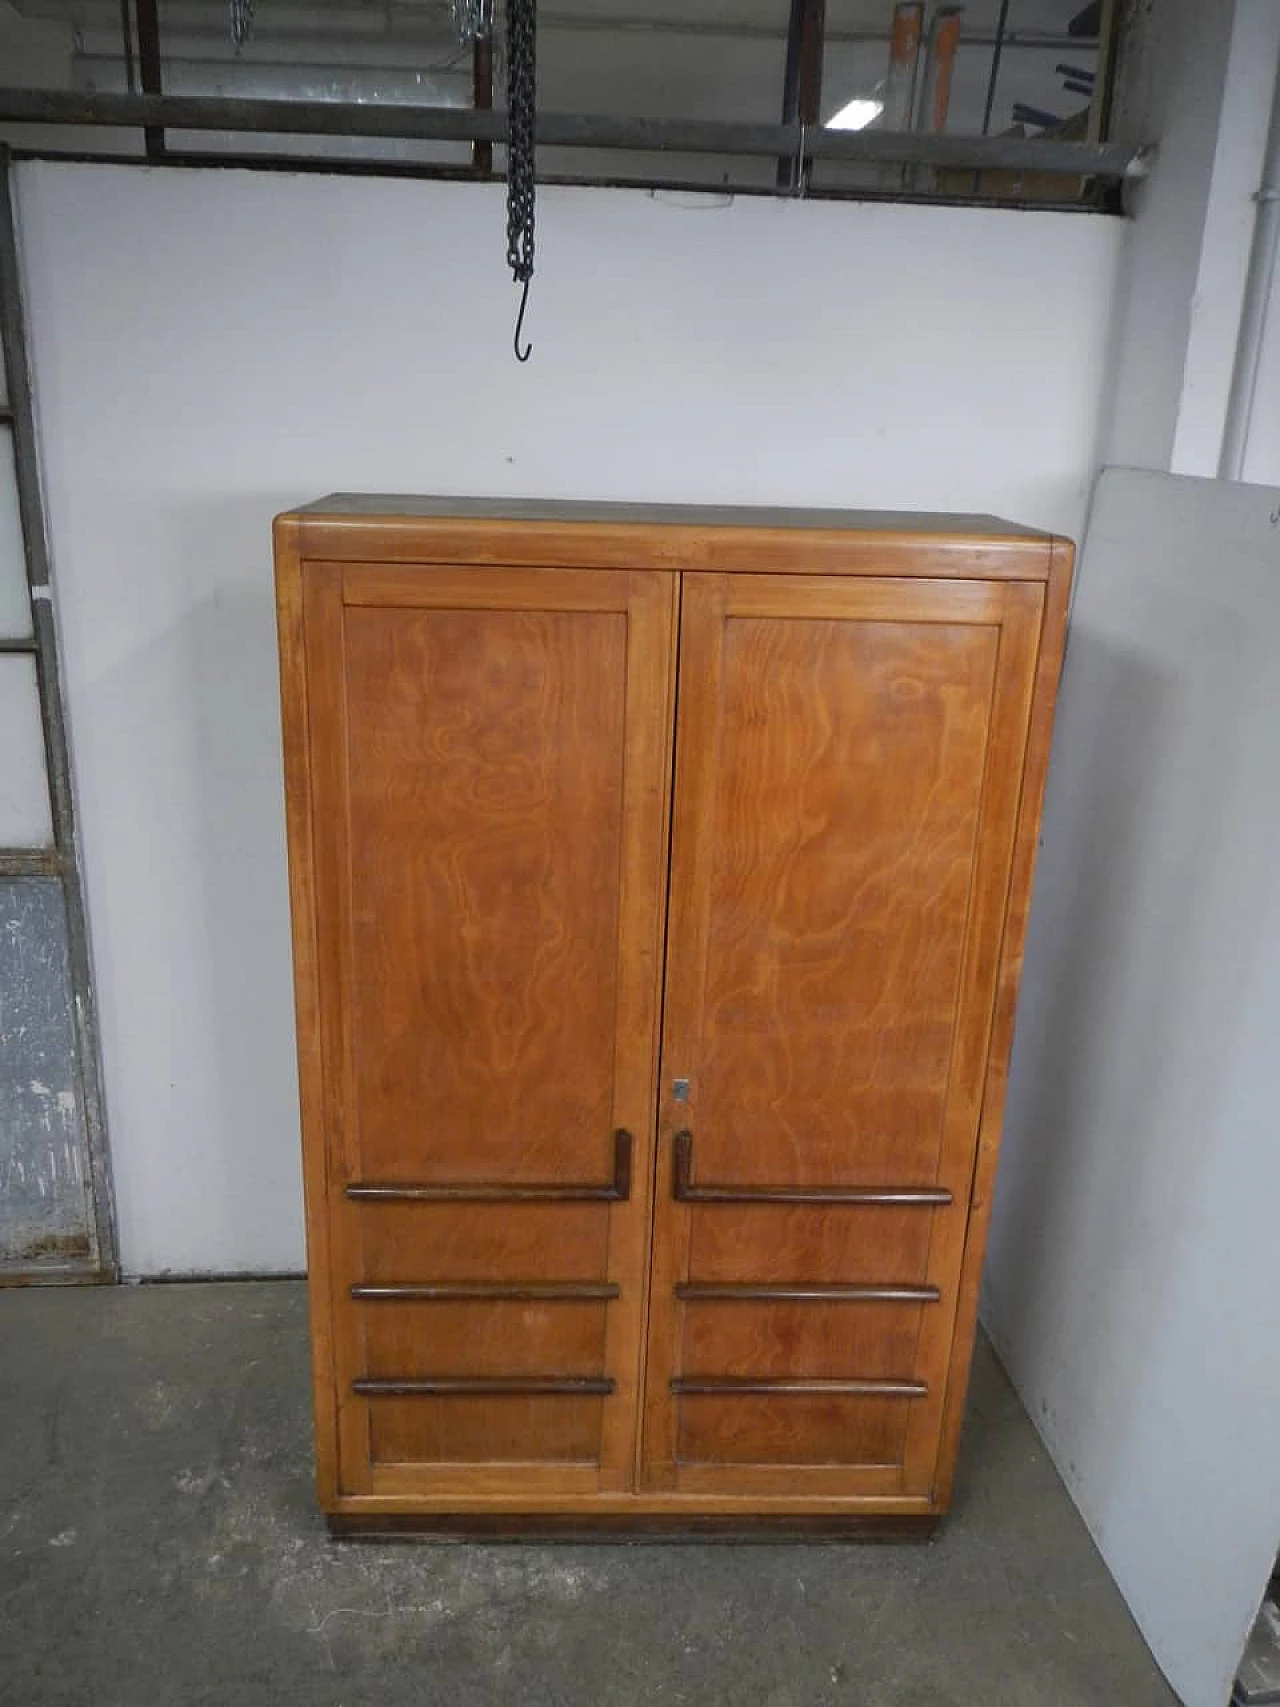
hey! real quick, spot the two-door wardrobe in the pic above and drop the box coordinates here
[273,496,1072,1534]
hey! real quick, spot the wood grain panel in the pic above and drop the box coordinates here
[359,1299,607,1379]
[688,1204,935,1285]
[693,611,996,1186]
[642,572,1039,1498]
[369,1395,605,1465]
[342,602,625,1184]
[680,1299,925,1379]
[353,1204,608,1284]
[677,1393,912,1467]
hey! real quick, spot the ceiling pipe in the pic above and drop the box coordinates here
[1218,51,1280,480]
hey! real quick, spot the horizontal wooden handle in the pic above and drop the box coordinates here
[351,1282,620,1302]
[671,1376,927,1397]
[354,1376,615,1397]
[675,1282,940,1304]
[671,1131,952,1207]
[346,1127,632,1204]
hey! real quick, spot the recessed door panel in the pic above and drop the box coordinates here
[299,561,676,1497]
[642,572,1041,1498]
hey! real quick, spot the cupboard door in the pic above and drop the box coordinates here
[289,560,675,1502]
[641,572,1042,1501]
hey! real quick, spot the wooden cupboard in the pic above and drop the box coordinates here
[273,496,1072,1534]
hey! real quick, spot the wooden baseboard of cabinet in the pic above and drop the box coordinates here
[326,1510,942,1543]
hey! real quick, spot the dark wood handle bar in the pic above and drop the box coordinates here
[346,1128,632,1204]
[671,1131,952,1207]
[671,1377,928,1397]
[354,1376,616,1397]
[674,1282,941,1304]
[351,1282,620,1302]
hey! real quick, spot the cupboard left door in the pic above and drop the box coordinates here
[276,550,678,1509]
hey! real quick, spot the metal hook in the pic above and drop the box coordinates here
[513,275,533,363]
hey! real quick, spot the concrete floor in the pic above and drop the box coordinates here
[0,1282,1176,1707]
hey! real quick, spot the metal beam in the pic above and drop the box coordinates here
[135,0,164,158]
[0,89,1146,178]
[472,31,493,177]
[778,0,825,191]
[981,0,1013,136]
[118,0,136,96]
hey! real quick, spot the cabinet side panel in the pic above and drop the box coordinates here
[273,519,340,1509]
[932,539,1073,1508]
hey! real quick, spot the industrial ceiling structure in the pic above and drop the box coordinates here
[0,0,1134,203]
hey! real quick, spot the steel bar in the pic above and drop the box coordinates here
[135,0,164,158]
[1087,0,1119,147]
[118,0,136,96]
[778,0,804,189]
[777,0,824,191]
[0,148,1113,209]
[472,31,493,176]
[0,89,1143,177]
[981,0,1013,136]
[0,149,118,1281]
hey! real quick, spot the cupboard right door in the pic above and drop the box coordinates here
[641,570,1042,1503]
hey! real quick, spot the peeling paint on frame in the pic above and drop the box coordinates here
[0,877,95,1266]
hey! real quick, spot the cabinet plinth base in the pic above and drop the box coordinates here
[325,1511,941,1542]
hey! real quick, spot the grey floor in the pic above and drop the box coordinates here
[0,1282,1177,1707]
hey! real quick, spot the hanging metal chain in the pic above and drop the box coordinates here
[229,0,255,50]
[506,0,537,361]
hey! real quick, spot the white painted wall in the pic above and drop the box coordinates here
[983,468,1280,1707]
[16,160,1121,1274]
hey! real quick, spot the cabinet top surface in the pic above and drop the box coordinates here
[285,494,1053,540]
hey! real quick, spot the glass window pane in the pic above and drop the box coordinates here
[0,429,30,640]
[0,654,51,847]
[155,0,470,167]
